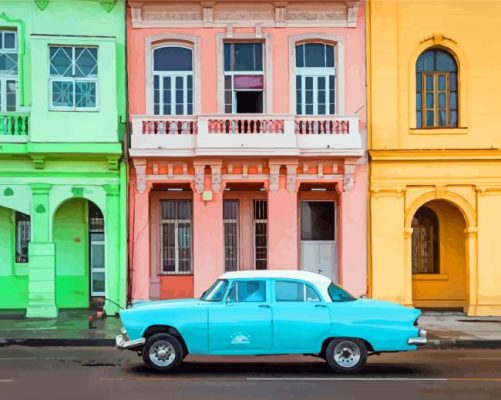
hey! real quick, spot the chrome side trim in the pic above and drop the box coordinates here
[116,333,146,350]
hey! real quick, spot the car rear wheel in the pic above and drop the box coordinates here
[325,338,367,374]
[142,333,184,372]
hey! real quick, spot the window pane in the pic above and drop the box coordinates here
[325,45,334,68]
[438,92,446,108]
[163,76,171,115]
[304,43,326,68]
[276,281,304,302]
[296,75,302,115]
[300,202,335,241]
[306,285,320,302]
[412,206,439,274]
[438,110,447,126]
[0,53,18,75]
[450,92,457,109]
[306,104,313,114]
[4,32,15,49]
[91,244,105,269]
[15,212,30,263]
[75,81,96,108]
[234,75,264,89]
[154,75,160,115]
[416,111,422,128]
[416,74,422,91]
[450,72,457,91]
[229,43,263,71]
[92,272,105,293]
[6,80,16,111]
[417,51,435,72]
[329,75,335,114]
[426,110,434,126]
[224,43,231,71]
[229,281,266,302]
[254,44,263,71]
[438,75,446,91]
[451,111,458,127]
[50,47,73,77]
[416,93,422,111]
[436,51,456,72]
[154,47,192,71]
[74,47,98,77]
[426,93,434,108]
[52,80,74,107]
[426,75,433,90]
[296,44,304,68]
[162,223,176,272]
[318,104,326,114]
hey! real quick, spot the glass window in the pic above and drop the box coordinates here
[253,200,268,270]
[161,200,192,274]
[416,49,457,128]
[295,43,335,115]
[0,30,18,112]
[224,42,264,113]
[300,202,335,241]
[15,212,30,263]
[223,200,239,272]
[153,46,193,116]
[227,280,266,302]
[201,279,229,302]
[275,281,320,302]
[49,46,98,110]
[328,283,356,302]
[412,206,439,274]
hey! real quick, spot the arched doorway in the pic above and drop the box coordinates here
[53,199,105,309]
[411,200,467,311]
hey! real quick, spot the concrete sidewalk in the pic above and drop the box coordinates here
[1,310,501,348]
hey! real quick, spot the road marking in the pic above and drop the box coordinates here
[0,379,13,383]
[0,357,36,361]
[44,357,79,360]
[458,357,501,360]
[246,377,449,382]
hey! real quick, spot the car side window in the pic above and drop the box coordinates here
[275,281,320,302]
[227,280,266,302]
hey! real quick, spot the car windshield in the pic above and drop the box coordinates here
[200,279,228,302]
[328,282,356,302]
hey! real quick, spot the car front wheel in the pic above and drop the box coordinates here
[142,333,184,372]
[325,338,367,374]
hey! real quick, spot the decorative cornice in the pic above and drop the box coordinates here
[133,159,147,194]
[106,156,119,171]
[34,0,49,11]
[370,149,501,161]
[31,155,45,170]
[100,0,117,13]
[370,187,405,199]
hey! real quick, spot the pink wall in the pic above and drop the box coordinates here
[126,6,366,120]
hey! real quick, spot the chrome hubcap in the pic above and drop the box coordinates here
[333,341,361,368]
[149,340,176,367]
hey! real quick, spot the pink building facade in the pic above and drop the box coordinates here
[127,0,367,301]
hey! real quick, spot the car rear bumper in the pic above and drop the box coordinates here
[116,329,146,350]
[408,329,427,345]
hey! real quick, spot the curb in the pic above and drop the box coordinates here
[0,338,115,347]
[424,339,501,349]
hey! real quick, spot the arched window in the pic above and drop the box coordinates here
[153,46,193,116]
[416,49,458,128]
[295,43,335,115]
[412,206,439,274]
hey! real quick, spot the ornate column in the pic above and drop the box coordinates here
[26,183,57,318]
[267,162,299,269]
[131,159,151,301]
[104,184,122,314]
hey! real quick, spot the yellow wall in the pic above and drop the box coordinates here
[368,0,501,315]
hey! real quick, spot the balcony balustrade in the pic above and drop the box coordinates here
[130,114,362,156]
[0,112,30,142]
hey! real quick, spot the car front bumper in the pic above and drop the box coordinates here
[116,328,145,350]
[408,329,427,345]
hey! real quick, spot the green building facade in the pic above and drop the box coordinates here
[0,0,127,317]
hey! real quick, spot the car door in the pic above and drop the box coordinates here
[272,280,331,353]
[208,279,273,354]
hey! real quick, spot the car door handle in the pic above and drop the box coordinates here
[259,304,271,308]
[315,304,327,308]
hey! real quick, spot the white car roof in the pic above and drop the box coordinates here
[219,270,331,288]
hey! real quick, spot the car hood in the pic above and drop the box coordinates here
[129,298,201,310]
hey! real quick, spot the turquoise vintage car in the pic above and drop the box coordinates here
[116,270,427,373]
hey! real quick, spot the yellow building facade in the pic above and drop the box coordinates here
[367,0,501,316]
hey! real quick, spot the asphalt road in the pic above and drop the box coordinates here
[0,347,500,400]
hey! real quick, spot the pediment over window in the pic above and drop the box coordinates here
[128,1,360,28]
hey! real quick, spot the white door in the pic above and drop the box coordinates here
[299,201,338,282]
